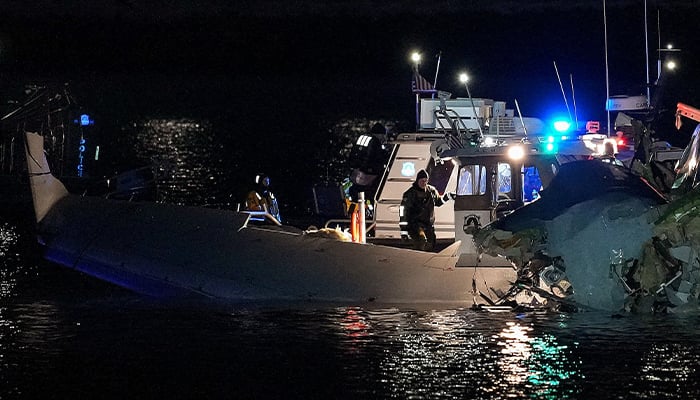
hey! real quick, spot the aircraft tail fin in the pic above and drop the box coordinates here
[24,132,69,222]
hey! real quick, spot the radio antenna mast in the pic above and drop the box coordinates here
[570,74,579,130]
[553,61,572,121]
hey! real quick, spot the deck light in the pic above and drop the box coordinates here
[507,145,525,160]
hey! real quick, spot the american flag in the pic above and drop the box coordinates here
[412,72,437,94]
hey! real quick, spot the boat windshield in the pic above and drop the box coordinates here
[497,163,512,195]
[457,165,487,195]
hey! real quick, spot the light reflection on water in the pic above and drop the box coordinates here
[0,222,20,299]
[1,221,26,399]
[328,307,583,399]
[126,118,234,206]
[634,342,700,399]
[3,274,700,399]
[121,116,402,212]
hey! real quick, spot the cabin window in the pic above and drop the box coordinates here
[427,161,454,194]
[497,163,512,195]
[522,165,543,202]
[457,165,486,195]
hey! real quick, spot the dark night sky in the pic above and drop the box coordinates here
[3,0,700,210]
[3,1,700,122]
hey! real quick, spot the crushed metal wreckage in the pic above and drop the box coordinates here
[472,104,700,314]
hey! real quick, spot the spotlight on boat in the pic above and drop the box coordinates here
[666,60,677,71]
[507,145,525,160]
[459,73,469,84]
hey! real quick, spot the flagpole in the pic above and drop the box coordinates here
[412,52,421,131]
[415,92,420,131]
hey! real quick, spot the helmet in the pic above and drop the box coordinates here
[255,173,270,186]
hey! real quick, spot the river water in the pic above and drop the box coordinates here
[3,118,700,399]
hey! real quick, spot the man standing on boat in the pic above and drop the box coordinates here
[245,173,282,223]
[399,169,453,251]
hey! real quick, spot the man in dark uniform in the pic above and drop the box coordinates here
[399,169,453,251]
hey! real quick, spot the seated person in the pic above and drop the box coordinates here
[245,173,282,222]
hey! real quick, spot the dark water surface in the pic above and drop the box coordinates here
[3,214,700,400]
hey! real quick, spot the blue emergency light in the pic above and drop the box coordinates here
[75,114,94,126]
[553,119,571,133]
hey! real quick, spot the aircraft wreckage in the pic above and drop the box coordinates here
[472,102,700,313]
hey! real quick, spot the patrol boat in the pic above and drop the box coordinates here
[316,86,626,305]
[328,72,620,252]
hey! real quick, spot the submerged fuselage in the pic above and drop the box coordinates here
[26,132,492,304]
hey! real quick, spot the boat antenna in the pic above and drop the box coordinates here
[644,0,651,104]
[553,61,572,121]
[656,9,661,82]
[459,73,484,138]
[433,51,442,98]
[514,99,528,140]
[570,74,579,130]
[603,0,611,135]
